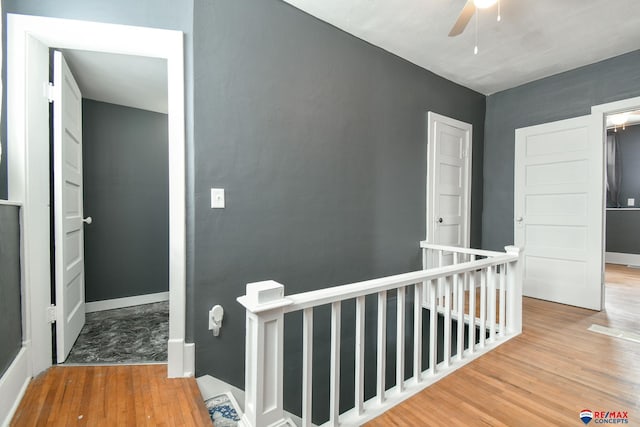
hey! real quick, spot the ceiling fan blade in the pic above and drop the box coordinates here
[448,0,476,37]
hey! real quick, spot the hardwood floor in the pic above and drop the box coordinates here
[10,365,212,427]
[10,265,639,426]
[368,264,640,426]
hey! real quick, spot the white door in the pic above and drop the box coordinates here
[426,112,472,264]
[53,50,86,362]
[515,115,603,310]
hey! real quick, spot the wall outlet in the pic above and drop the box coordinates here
[628,198,635,207]
[211,188,225,208]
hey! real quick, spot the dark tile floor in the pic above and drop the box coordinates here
[65,301,168,364]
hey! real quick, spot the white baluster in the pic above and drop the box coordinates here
[488,265,496,342]
[330,301,341,426]
[422,247,429,306]
[452,253,459,312]
[479,269,487,348]
[499,263,506,336]
[457,272,464,360]
[302,308,313,427]
[355,296,365,416]
[429,279,437,375]
[505,246,523,334]
[468,269,476,354]
[438,250,444,308]
[443,275,451,367]
[377,291,387,404]
[414,283,423,383]
[396,287,406,392]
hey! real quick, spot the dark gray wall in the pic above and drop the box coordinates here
[192,0,485,417]
[3,2,486,417]
[0,204,22,377]
[606,210,640,254]
[483,49,640,250]
[606,123,640,254]
[82,100,168,302]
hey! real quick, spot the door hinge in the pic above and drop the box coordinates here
[46,82,55,103]
[46,304,57,323]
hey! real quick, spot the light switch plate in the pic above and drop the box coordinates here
[628,198,635,207]
[211,188,225,208]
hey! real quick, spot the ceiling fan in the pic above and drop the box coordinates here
[449,0,500,37]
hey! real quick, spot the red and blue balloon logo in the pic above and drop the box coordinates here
[580,409,594,425]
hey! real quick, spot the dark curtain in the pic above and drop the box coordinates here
[606,132,622,207]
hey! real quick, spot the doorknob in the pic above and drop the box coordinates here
[516,216,523,222]
[437,217,443,223]
[82,216,93,225]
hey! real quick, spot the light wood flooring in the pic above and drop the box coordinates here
[368,264,640,426]
[10,265,639,426]
[10,365,212,426]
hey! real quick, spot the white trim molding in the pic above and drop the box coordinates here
[85,291,170,313]
[7,14,191,378]
[605,252,640,267]
[591,95,640,309]
[0,347,31,427]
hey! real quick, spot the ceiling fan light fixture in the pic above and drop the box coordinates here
[473,0,498,9]
[610,113,629,126]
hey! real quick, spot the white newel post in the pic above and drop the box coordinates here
[504,246,523,334]
[237,281,292,427]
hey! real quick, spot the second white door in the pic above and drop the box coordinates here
[426,112,472,258]
[514,115,603,310]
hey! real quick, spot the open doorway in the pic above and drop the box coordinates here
[602,109,640,331]
[51,49,170,365]
[7,14,191,378]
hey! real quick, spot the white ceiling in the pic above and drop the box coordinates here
[282,0,640,95]
[61,49,168,114]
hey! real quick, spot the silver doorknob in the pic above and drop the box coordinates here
[437,217,443,223]
[83,216,93,225]
[516,217,523,222]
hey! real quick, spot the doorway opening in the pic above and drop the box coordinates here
[7,14,191,378]
[601,107,640,328]
[50,49,171,365]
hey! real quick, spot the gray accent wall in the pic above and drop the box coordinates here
[0,204,22,377]
[192,0,485,413]
[606,123,640,254]
[483,49,640,250]
[4,1,486,417]
[82,99,169,302]
[606,210,640,254]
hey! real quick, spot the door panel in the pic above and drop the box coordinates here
[426,112,472,266]
[515,115,602,310]
[53,50,86,362]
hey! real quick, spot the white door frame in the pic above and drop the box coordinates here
[591,95,640,307]
[426,111,472,247]
[7,14,193,378]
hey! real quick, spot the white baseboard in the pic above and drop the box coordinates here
[0,347,31,427]
[85,291,169,313]
[605,252,640,267]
